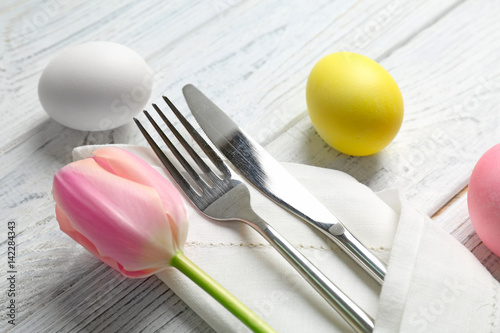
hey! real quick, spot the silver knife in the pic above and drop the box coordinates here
[183,84,387,284]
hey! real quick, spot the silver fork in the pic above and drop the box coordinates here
[134,97,374,333]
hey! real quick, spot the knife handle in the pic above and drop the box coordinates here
[326,229,387,285]
[244,215,374,333]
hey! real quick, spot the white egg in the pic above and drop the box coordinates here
[38,41,153,131]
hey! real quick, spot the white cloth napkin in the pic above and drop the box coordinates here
[73,145,500,333]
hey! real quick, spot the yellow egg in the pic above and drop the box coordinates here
[306,52,404,156]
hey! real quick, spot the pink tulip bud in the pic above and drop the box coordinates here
[52,147,188,278]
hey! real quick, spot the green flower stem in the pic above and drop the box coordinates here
[170,251,276,333]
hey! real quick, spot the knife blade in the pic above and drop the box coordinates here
[183,84,386,284]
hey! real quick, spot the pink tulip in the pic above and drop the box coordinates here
[53,147,188,277]
[52,147,275,333]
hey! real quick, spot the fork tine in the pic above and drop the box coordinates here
[133,117,198,199]
[162,95,231,178]
[142,110,207,190]
[152,102,219,184]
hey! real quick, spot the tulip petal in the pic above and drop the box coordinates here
[53,158,176,273]
[92,147,188,248]
[56,204,123,273]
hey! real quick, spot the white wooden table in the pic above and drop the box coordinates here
[1,1,500,332]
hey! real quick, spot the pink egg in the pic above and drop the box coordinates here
[468,144,500,257]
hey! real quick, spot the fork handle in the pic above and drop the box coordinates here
[244,216,374,333]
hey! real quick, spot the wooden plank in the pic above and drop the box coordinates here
[265,0,500,217]
[152,0,463,145]
[9,265,214,332]
[431,185,468,219]
[432,189,500,282]
[1,0,234,149]
[1,0,461,151]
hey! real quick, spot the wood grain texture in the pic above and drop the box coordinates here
[1,0,499,332]
[433,190,500,281]
[265,0,500,216]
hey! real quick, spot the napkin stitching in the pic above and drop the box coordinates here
[185,241,391,253]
